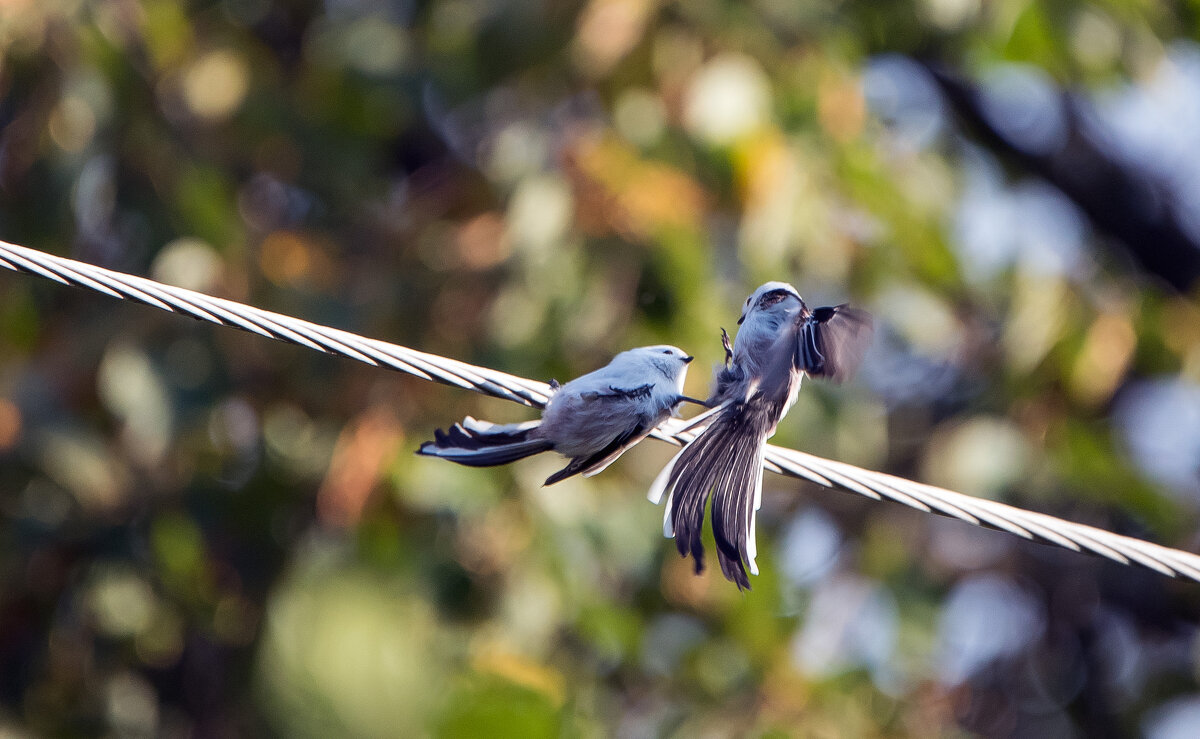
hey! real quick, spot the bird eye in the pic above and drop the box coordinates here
[661,349,671,354]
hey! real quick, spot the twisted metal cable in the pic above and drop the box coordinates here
[2,239,1198,582]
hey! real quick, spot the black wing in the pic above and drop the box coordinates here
[796,304,873,383]
[580,383,654,402]
[544,422,650,485]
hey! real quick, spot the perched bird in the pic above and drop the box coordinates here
[649,282,873,589]
[419,345,705,485]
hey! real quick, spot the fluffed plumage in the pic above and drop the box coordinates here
[419,345,703,485]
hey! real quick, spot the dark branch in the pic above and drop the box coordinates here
[925,61,1200,293]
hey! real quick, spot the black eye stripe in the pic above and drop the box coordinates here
[756,289,793,308]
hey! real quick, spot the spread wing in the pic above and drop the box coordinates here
[796,304,873,383]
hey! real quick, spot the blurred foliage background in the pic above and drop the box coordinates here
[3,0,1200,735]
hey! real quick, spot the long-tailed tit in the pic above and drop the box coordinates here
[649,282,873,589]
[419,346,706,485]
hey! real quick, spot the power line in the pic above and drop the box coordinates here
[1,239,1197,582]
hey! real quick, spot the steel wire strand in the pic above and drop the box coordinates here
[2,240,1199,581]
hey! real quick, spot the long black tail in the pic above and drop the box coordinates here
[417,417,553,467]
[649,401,769,590]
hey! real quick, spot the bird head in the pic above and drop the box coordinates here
[629,345,694,387]
[738,281,801,325]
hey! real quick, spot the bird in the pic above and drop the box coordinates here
[418,345,706,485]
[648,282,873,589]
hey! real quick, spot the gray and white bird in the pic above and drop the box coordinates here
[649,282,873,589]
[419,345,704,485]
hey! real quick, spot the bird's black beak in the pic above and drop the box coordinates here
[683,355,694,364]
[737,315,745,325]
